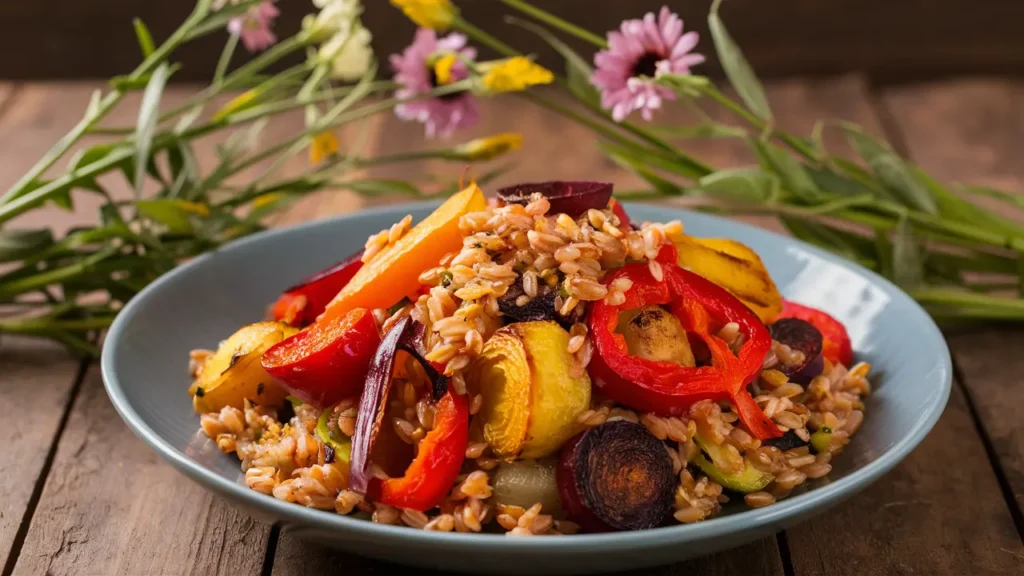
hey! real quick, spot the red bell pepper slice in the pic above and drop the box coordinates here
[588,245,781,439]
[371,385,469,511]
[261,307,381,408]
[778,300,853,366]
[270,250,364,327]
[608,198,632,229]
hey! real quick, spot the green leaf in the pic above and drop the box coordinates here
[134,62,172,197]
[892,215,925,289]
[910,167,1023,237]
[507,17,601,107]
[842,125,938,214]
[133,18,156,58]
[604,149,684,196]
[110,64,181,92]
[344,179,421,197]
[709,0,772,121]
[136,199,203,234]
[647,123,747,139]
[961,184,1024,210]
[751,139,819,202]
[782,218,876,269]
[697,168,780,203]
[0,228,54,263]
[654,73,713,99]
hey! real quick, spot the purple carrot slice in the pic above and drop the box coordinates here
[497,181,614,218]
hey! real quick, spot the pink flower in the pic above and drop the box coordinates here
[390,29,479,138]
[228,1,280,53]
[591,6,705,122]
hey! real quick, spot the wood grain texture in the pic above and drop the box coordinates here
[9,370,271,576]
[882,79,1024,527]
[0,339,81,572]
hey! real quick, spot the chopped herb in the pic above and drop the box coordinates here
[194,387,205,398]
[821,426,833,433]
[558,282,571,299]
[387,297,412,316]
[439,270,454,287]
[256,382,265,395]
[286,395,303,407]
[254,429,263,442]
[473,243,483,249]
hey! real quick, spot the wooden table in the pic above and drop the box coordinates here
[1,76,1023,575]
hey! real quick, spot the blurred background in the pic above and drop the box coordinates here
[4,0,1024,83]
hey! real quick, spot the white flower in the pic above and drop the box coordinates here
[304,0,362,41]
[319,24,374,81]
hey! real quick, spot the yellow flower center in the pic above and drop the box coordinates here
[481,57,554,93]
[390,0,457,31]
[432,53,458,86]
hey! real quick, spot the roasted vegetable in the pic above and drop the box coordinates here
[769,318,824,384]
[261,308,381,408]
[557,421,675,532]
[497,181,613,218]
[316,407,352,464]
[492,459,563,516]
[468,320,591,459]
[778,300,854,367]
[189,322,298,413]
[692,433,774,493]
[349,317,466,511]
[674,234,783,324]
[762,429,809,452]
[616,305,696,367]
[588,244,781,440]
[322,183,487,323]
[270,249,364,327]
[497,279,580,327]
[810,428,833,454]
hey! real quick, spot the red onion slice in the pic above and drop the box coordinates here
[497,181,614,218]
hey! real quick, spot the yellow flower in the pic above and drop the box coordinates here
[481,57,554,93]
[309,131,340,165]
[432,53,458,86]
[213,89,259,122]
[454,133,524,161]
[251,193,281,209]
[390,0,457,31]
[175,200,210,217]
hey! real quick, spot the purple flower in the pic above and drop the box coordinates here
[390,29,479,138]
[592,6,705,122]
[228,1,280,53]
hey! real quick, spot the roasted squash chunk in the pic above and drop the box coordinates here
[468,321,591,459]
[189,321,298,413]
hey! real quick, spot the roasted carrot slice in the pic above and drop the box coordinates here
[320,184,487,322]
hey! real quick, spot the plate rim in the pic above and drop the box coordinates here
[101,200,952,552]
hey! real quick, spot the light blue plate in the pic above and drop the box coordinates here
[101,202,951,574]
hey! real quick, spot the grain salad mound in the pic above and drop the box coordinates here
[189,182,870,535]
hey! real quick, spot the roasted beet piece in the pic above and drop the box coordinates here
[497,181,613,218]
[769,318,824,384]
[497,278,580,328]
[556,421,675,532]
[761,429,809,451]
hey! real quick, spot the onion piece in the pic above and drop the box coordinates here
[350,317,449,493]
[497,181,613,218]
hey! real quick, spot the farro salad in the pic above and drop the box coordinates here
[189,181,869,535]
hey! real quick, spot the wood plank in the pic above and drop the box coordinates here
[0,339,81,572]
[781,80,1024,575]
[883,79,1024,527]
[9,369,270,576]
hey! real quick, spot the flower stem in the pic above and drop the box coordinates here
[452,17,519,57]
[498,0,608,48]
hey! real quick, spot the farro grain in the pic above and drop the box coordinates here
[335,490,363,515]
[425,514,456,531]
[745,492,775,507]
[465,442,489,459]
[648,259,664,282]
